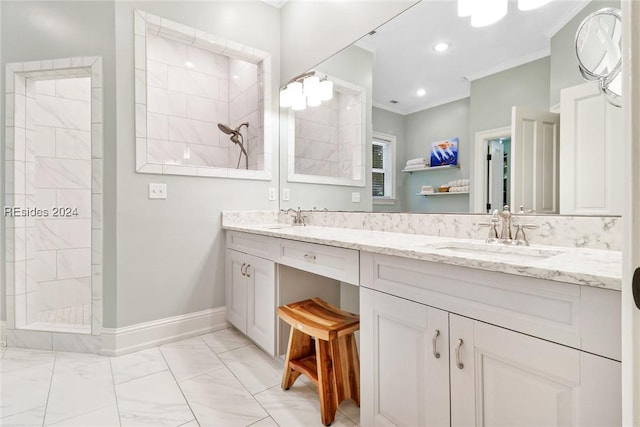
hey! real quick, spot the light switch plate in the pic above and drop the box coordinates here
[282,188,290,201]
[149,183,167,199]
[268,187,276,201]
[352,192,361,203]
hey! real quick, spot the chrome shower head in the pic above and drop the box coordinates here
[217,123,236,135]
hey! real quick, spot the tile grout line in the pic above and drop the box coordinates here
[108,357,123,427]
[157,342,200,426]
[40,351,58,427]
[209,337,281,426]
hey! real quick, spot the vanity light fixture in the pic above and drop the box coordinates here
[280,70,333,111]
[416,88,427,96]
[459,0,551,27]
[518,0,552,11]
[433,42,450,52]
[471,0,507,27]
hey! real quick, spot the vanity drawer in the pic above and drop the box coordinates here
[279,240,359,285]
[226,231,279,261]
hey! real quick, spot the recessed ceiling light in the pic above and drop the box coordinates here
[433,42,450,52]
[416,88,427,97]
[184,61,194,68]
[389,100,399,104]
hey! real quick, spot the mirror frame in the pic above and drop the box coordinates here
[286,74,367,187]
[133,10,274,180]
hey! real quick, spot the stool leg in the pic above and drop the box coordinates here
[345,332,360,406]
[330,333,360,407]
[316,338,337,426]
[281,326,314,390]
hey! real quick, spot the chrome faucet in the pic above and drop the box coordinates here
[495,205,513,241]
[284,207,307,226]
[479,204,539,245]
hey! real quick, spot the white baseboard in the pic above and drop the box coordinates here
[101,307,227,356]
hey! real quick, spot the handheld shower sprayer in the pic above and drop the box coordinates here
[217,122,249,169]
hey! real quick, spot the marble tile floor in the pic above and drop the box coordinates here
[0,327,361,427]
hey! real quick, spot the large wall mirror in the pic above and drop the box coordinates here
[279,0,622,215]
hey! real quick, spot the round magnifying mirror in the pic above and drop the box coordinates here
[575,8,622,82]
[600,69,622,108]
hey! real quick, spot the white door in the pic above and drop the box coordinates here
[360,288,450,427]
[450,315,621,426]
[560,82,623,215]
[225,249,247,333]
[245,254,276,355]
[489,140,506,211]
[511,107,560,214]
[622,2,640,424]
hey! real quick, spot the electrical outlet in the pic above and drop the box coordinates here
[352,192,361,203]
[268,187,276,201]
[282,188,290,201]
[149,183,167,199]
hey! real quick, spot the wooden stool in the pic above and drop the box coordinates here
[278,298,360,426]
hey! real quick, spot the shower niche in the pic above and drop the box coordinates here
[134,10,273,179]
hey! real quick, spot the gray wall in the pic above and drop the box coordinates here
[372,107,405,212]
[279,0,417,84]
[280,45,374,212]
[550,0,621,107]
[114,1,280,327]
[0,1,118,325]
[402,98,471,213]
[469,57,550,210]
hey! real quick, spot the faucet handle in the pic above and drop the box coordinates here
[513,223,539,246]
[478,221,499,243]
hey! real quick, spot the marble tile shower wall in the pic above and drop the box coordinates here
[337,92,362,179]
[228,58,263,170]
[28,78,92,325]
[294,91,362,178]
[146,33,261,169]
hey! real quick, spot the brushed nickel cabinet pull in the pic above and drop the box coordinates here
[432,329,441,359]
[245,264,251,278]
[241,263,246,276]
[303,253,317,261]
[455,339,464,369]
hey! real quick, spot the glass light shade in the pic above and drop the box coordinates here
[291,92,307,110]
[319,79,334,101]
[303,75,320,98]
[518,0,552,11]
[458,0,476,17]
[279,86,292,108]
[471,0,507,27]
[288,81,303,97]
[307,94,321,107]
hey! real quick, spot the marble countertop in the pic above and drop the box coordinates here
[223,223,622,291]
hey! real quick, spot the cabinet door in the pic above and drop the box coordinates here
[225,249,247,333]
[450,315,621,426]
[246,254,276,355]
[361,287,450,427]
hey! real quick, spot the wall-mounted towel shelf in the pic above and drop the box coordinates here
[402,165,460,174]
[416,191,469,197]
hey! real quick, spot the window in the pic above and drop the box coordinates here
[372,132,396,202]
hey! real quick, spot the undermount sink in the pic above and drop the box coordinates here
[425,241,564,262]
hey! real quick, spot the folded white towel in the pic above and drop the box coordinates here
[448,179,470,187]
[403,164,426,171]
[406,158,426,166]
[421,185,434,192]
[449,185,470,193]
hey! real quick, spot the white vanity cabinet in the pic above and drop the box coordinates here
[450,314,621,427]
[225,248,276,355]
[360,288,450,427]
[360,252,622,427]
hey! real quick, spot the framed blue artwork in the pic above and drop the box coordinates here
[430,137,458,166]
